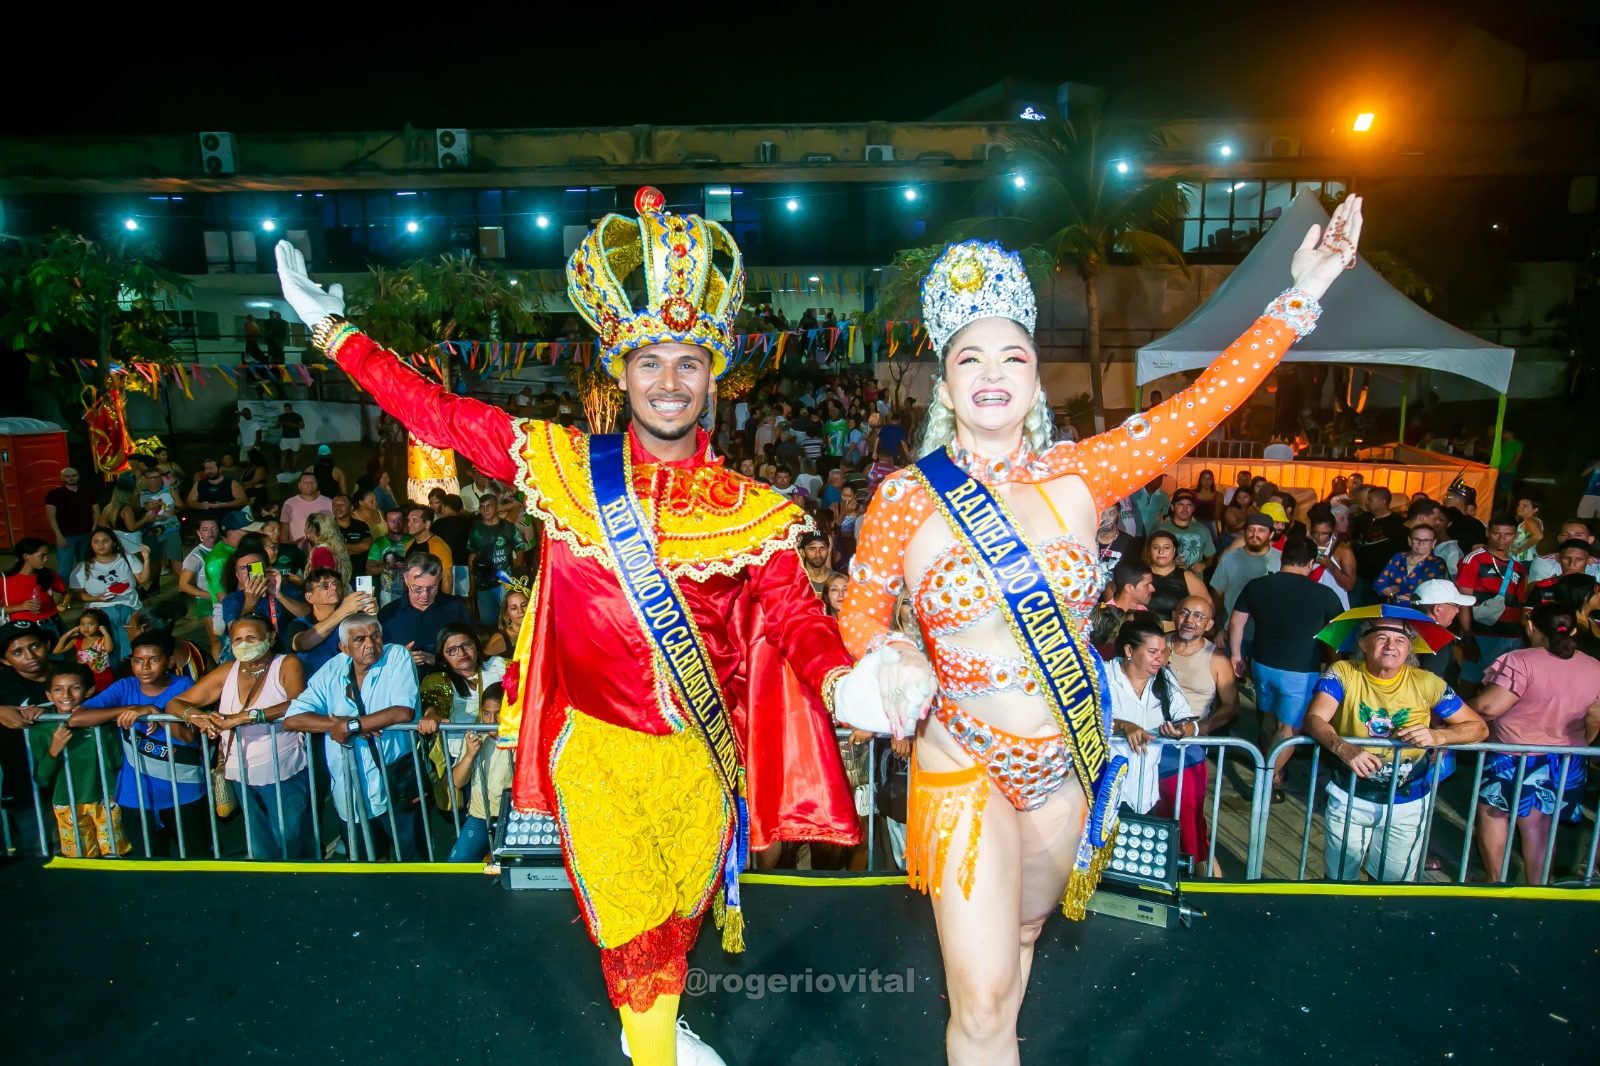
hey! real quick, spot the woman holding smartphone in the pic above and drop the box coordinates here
[217,539,309,660]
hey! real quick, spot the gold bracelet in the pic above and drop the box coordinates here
[820,665,850,722]
[310,314,349,352]
[324,322,360,361]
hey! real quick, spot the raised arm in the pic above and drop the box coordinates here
[1045,196,1364,512]
[274,241,522,483]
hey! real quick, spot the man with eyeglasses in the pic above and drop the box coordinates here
[376,552,469,669]
[1167,596,1239,737]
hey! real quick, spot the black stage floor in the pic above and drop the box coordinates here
[3,864,1595,1064]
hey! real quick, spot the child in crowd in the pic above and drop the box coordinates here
[54,608,116,692]
[66,631,201,857]
[28,664,130,857]
[446,683,513,864]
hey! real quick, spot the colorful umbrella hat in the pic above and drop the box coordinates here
[1313,604,1455,655]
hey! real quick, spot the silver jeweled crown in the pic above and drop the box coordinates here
[921,240,1038,354]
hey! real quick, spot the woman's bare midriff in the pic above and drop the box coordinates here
[903,470,1098,774]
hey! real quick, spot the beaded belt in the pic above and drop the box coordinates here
[933,697,1073,812]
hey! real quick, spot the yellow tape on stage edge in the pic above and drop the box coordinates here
[39,860,1600,902]
[45,858,483,875]
[1180,881,1600,902]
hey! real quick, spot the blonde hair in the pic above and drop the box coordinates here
[303,512,352,588]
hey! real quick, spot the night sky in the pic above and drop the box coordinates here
[9,1,1595,135]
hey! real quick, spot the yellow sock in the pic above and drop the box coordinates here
[619,992,680,1066]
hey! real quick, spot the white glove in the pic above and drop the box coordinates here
[274,240,346,327]
[835,647,938,740]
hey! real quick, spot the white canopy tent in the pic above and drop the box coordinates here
[1135,192,1516,462]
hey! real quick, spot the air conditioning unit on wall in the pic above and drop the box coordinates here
[865,144,895,163]
[982,142,1010,161]
[758,141,779,163]
[199,131,235,175]
[436,128,470,168]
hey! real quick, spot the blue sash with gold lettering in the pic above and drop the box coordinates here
[590,434,750,949]
[915,449,1127,864]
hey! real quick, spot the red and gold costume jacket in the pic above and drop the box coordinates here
[326,330,859,850]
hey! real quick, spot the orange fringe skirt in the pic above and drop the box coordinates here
[904,755,1103,919]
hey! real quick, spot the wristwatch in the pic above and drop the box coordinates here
[247,707,266,725]
[344,718,362,737]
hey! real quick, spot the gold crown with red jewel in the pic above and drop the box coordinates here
[565,186,745,379]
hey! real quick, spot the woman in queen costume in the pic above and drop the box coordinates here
[837,197,1365,1062]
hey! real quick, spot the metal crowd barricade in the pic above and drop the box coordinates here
[1138,735,1269,879]
[8,712,1596,891]
[1262,735,1600,885]
[837,730,1269,879]
[5,714,504,865]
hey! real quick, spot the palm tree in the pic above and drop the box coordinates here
[960,110,1190,431]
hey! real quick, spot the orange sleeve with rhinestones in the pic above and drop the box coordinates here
[1047,315,1299,512]
[839,472,935,659]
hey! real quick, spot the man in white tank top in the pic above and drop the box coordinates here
[1167,595,1239,735]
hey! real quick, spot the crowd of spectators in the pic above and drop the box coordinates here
[3,388,1598,887]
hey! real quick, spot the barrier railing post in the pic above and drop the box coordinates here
[1334,767,1359,882]
[410,742,434,861]
[91,726,120,857]
[125,726,153,858]
[1499,756,1529,883]
[162,720,187,860]
[1374,754,1403,882]
[470,727,492,862]
[19,722,53,857]
[1584,803,1600,885]
[304,732,324,860]
[55,726,84,858]
[441,726,464,841]
[1458,751,1487,883]
[345,748,375,862]
[197,730,221,859]
[1296,745,1321,880]
[269,725,289,861]
[230,731,254,860]
[1245,741,1273,880]
[865,734,877,872]
[374,742,403,861]
[1206,744,1227,876]
[1540,754,1572,886]
[1172,739,1186,844]
[1415,755,1447,881]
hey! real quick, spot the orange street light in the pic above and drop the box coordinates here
[1352,112,1376,133]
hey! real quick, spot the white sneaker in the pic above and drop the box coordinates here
[674,1017,728,1066]
[618,1016,728,1065]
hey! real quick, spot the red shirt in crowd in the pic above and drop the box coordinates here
[1454,547,1528,637]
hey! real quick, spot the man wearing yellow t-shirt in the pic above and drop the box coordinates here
[1304,619,1486,881]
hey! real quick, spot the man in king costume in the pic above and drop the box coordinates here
[274,187,869,1065]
